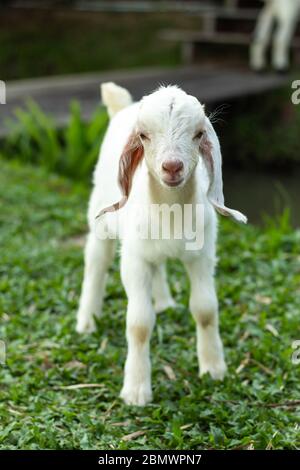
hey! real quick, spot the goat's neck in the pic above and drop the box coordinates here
[148,171,196,206]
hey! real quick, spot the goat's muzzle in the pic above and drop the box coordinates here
[161,159,184,187]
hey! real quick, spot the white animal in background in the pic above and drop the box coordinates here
[76,82,247,406]
[251,0,300,72]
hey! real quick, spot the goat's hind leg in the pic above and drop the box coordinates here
[152,263,176,314]
[76,233,115,334]
[272,13,298,71]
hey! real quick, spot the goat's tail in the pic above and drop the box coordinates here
[101,82,133,119]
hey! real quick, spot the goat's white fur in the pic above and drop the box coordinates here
[76,83,246,406]
[251,0,300,71]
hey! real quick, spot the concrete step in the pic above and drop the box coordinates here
[74,1,258,15]
[161,30,300,47]
[0,65,289,137]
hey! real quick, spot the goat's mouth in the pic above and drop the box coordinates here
[161,177,184,188]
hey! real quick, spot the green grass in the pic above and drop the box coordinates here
[0,158,300,450]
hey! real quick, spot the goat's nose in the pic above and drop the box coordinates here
[162,159,183,176]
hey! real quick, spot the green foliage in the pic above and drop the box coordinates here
[220,86,300,169]
[0,10,194,80]
[0,159,300,449]
[3,101,108,180]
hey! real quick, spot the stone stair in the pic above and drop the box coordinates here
[160,0,300,64]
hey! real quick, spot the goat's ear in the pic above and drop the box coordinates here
[200,117,247,224]
[96,132,144,218]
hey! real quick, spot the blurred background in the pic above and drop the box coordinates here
[1,0,300,225]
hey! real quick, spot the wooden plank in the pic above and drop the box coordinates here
[182,42,195,64]
[202,12,217,36]
[75,1,221,14]
[224,0,238,9]
[11,1,260,19]
[161,30,250,44]
[214,9,259,20]
[74,1,259,17]
[160,30,300,48]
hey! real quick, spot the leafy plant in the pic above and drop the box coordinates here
[2,100,109,180]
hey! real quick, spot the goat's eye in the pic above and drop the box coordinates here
[139,133,150,141]
[194,130,204,140]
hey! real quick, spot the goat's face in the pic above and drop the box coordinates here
[137,87,206,189]
[98,85,247,225]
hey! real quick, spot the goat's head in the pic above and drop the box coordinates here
[135,86,205,190]
[99,85,247,224]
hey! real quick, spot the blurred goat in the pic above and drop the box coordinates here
[251,0,300,72]
[76,82,247,406]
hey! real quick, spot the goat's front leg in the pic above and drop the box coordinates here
[184,258,226,380]
[76,234,115,334]
[250,2,274,71]
[120,252,155,406]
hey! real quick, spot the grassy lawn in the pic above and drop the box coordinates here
[0,158,300,449]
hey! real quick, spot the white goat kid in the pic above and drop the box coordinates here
[76,83,247,406]
[251,0,300,72]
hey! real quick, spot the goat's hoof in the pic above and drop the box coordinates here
[200,360,227,381]
[76,317,96,334]
[154,298,176,314]
[120,384,152,406]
